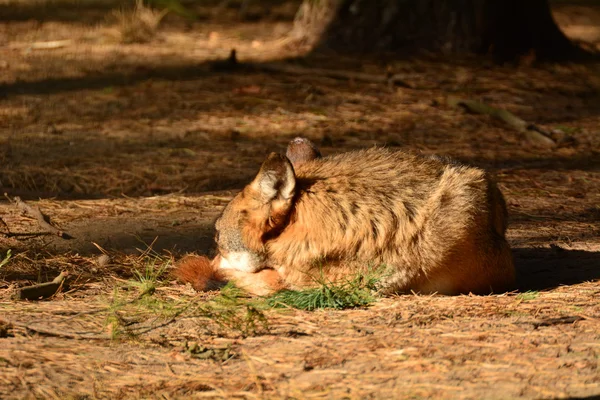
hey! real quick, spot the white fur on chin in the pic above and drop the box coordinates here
[218,252,259,273]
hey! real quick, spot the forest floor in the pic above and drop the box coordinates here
[1,1,600,399]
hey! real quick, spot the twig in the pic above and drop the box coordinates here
[0,217,10,235]
[1,232,48,239]
[16,271,68,300]
[0,318,110,340]
[8,195,72,239]
[251,62,413,88]
[532,315,584,329]
[447,96,556,148]
[29,39,72,50]
[208,49,413,88]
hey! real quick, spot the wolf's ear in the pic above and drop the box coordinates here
[245,153,296,240]
[251,152,296,203]
[286,137,322,167]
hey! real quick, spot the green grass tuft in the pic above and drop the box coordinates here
[192,282,270,337]
[105,255,181,339]
[128,256,171,297]
[106,260,384,340]
[266,268,383,311]
[516,291,539,301]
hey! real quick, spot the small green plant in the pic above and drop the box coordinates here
[104,255,183,339]
[516,291,539,302]
[105,287,129,340]
[196,302,269,338]
[0,249,11,269]
[266,267,383,311]
[128,256,171,297]
[104,290,188,340]
[105,259,384,340]
[192,282,270,338]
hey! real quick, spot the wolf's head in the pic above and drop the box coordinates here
[214,153,299,272]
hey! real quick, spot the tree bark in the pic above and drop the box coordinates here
[293,0,583,61]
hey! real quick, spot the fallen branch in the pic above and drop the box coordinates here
[0,318,110,340]
[0,232,52,239]
[532,315,584,329]
[252,62,413,88]
[8,195,72,239]
[209,48,413,88]
[447,96,556,148]
[16,271,68,300]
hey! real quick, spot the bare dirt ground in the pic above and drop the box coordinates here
[1,1,600,399]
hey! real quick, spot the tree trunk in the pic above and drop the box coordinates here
[292,0,582,61]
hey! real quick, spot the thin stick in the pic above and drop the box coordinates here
[10,196,72,239]
[447,96,556,148]
[0,318,110,340]
[251,62,413,88]
[210,49,413,88]
[16,271,68,300]
[0,217,10,235]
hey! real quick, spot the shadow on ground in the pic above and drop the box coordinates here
[514,247,600,291]
[0,0,121,24]
[0,62,223,98]
[0,214,218,283]
[32,215,218,256]
[4,215,599,292]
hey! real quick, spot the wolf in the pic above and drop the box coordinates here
[176,139,514,296]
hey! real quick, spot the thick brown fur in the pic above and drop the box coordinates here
[178,145,515,296]
[173,255,224,292]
